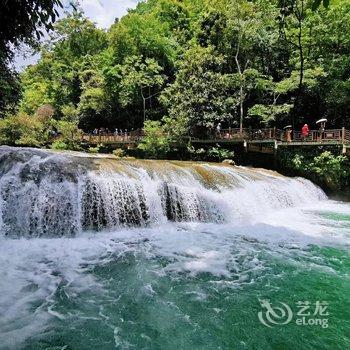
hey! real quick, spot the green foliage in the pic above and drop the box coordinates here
[0,114,46,147]
[308,151,349,189]
[187,145,206,161]
[52,120,82,151]
[1,0,350,146]
[112,148,125,157]
[0,60,21,117]
[117,56,165,108]
[249,104,293,125]
[19,10,109,126]
[162,115,188,147]
[312,0,331,11]
[207,145,235,162]
[0,0,62,116]
[280,148,350,190]
[61,103,78,122]
[0,110,82,150]
[88,146,101,154]
[51,140,70,150]
[0,0,62,51]
[187,144,234,162]
[138,120,170,159]
[109,10,177,67]
[160,46,238,133]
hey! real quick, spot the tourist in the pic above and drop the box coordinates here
[301,124,309,141]
[216,122,222,137]
[317,123,325,141]
[256,129,263,140]
[286,129,292,143]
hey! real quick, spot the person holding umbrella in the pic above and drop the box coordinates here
[284,125,293,143]
[316,118,327,141]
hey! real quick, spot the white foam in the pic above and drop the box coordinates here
[0,147,349,347]
[0,198,349,347]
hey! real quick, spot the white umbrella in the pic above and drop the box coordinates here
[316,118,327,124]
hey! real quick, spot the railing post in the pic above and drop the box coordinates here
[342,127,345,143]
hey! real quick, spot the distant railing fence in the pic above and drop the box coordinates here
[81,127,350,144]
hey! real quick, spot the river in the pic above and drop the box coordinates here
[0,147,349,349]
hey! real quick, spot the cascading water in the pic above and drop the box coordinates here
[0,146,349,350]
[0,147,325,237]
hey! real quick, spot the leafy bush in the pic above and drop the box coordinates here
[0,113,46,147]
[51,140,69,150]
[112,148,125,157]
[138,120,170,159]
[0,111,83,151]
[207,145,234,162]
[187,145,206,161]
[308,151,350,190]
[52,120,82,151]
[187,144,234,162]
[286,150,350,190]
[88,146,100,153]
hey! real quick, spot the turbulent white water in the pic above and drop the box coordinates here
[0,147,326,237]
[1,147,350,349]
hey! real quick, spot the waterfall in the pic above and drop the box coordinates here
[0,147,326,238]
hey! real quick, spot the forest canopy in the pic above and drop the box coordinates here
[1,0,349,143]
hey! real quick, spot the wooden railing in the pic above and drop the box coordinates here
[285,128,349,143]
[82,130,144,144]
[215,127,350,143]
[81,127,350,144]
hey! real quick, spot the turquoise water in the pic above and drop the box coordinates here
[1,204,349,350]
[0,148,349,349]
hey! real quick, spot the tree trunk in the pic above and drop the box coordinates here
[235,41,244,134]
[239,85,244,133]
[143,96,146,123]
[297,14,304,91]
[141,87,146,123]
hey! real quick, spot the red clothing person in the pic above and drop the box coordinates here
[301,124,309,139]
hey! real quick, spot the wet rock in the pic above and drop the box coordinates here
[222,159,235,166]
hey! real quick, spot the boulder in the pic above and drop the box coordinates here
[222,159,235,166]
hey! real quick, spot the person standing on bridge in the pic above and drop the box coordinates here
[301,124,309,141]
[216,122,222,138]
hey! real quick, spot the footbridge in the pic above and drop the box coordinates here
[81,127,350,155]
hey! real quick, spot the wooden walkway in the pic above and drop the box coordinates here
[81,127,350,144]
[81,127,350,154]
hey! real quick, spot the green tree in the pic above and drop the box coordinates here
[0,113,46,147]
[138,120,170,158]
[118,56,165,123]
[161,46,237,136]
[226,0,265,132]
[10,0,350,142]
[0,0,63,116]
[20,10,108,123]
